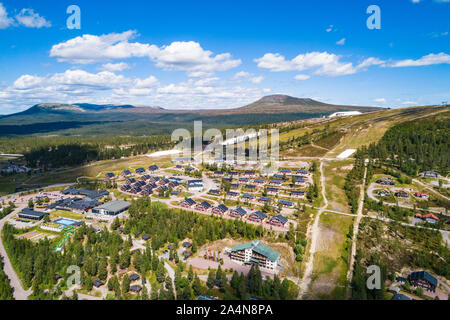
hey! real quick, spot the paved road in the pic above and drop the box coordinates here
[0,203,32,300]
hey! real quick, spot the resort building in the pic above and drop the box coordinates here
[230,240,281,273]
[91,200,131,216]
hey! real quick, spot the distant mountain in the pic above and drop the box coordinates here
[0,95,381,136]
[231,94,373,114]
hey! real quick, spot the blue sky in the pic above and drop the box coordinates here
[0,0,449,114]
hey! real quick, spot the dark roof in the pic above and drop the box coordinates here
[392,293,411,300]
[183,241,192,248]
[217,204,228,212]
[271,215,288,224]
[250,211,267,219]
[142,234,151,240]
[197,295,217,300]
[149,165,159,171]
[279,200,294,206]
[183,198,196,206]
[129,273,140,281]
[232,207,247,216]
[259,196,271,201]
[19,208,46,219]
[130,285,142,292]
[93,280,104,287]
[408,271,438,287]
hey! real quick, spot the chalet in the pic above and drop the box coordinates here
[230,240,280,273]
[408,271,437,292]
[269,215,288,227]
[208,189,221,195]
[423,213,439,224]
[273,174,285,179]
[130,285,142,293]
[376,179,395,186]
[142,174,151,181]
[222,177,232,183]
[270,179,283,186]
[195,201,212,212]
[105,172,115,179]
[148,165,159,172]
[214,171,225,177]
[171,191,180,196]
[93,280,104,288]
[414,192,430,200]
[280,168,292,175]
[132,186,142,194]
[136,180,146,186]
[129,274,140,282]
[180,198,196,208]
[279,200,294,208]
[258,197,271,203]
[244,184,256,191]
[176,165,184,170]
[394,190,409,198]
[183,242,192,248]
[247,211,267,223]
[419,171,441,179]
[135,168,146,174]
[226,191,240,199]
[292,176,306,185]
[140,190,150,196]
[244,171,256,178]
[122,170,131,176]
[126,178,136,185]
[142,234,151,241]
[267,187,279,195]
[296,170,309,175]
[120,185,131,192]
[230,183,240,189]
[143,185,153,193]
[291,191,305,198]
[229,207,247,218]
[376,190,390,197]
[212,204,228,215]
[242,194,255,201]
[254,179,265,185]
[239,177,250,183]
[187,180,203,192]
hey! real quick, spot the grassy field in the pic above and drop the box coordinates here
[323,160,353,212]
[310,212,353,300]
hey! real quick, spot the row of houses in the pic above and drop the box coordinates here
[225,189,305,201]
[179,198,290,227]
[214,169,309,178]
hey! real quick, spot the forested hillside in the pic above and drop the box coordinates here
[364,117,449,175]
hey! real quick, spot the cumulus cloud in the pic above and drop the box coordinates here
[336,38,346,45]
[50,31,241,77]
[1,69,265,112]
[255,51,385,77]
[15,8,51,28]
[102,62,130,72]
[232,71,264,84]
[374,98,387,103]
[390,52,450,67]
[0,3,13,29]
[294,74,311,81]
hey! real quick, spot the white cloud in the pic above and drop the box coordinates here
[336,38,346,45]
[401,101,417,105]
[374,98,387,103]
[255,51,385,77]
[13,75,45,90]
[50,31,157,64]
[294,74,311,81]
[15,8,51,28]
[233,71,251,79]
[390,53,450,67]
[232,71,264,84]
[0,3,13,29]
[135,76,159,88]
[50,31,241,77]
[250,76,264,84]
[326,25,336,32]
[49,70,130,88]
[101,62,130,72]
